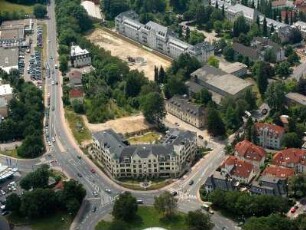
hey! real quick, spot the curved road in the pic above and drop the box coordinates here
[1,1,238,229]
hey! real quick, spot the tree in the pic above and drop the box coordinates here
[214,20,223,35]
[154,191,177,217]
[275,61,292,78]
[244,88,257,111]
[287,52,300,65]
[282,132,303,148]
[140,92,165,125]
[254,61,270,97]
[72,100,85,114]
[243,214,296,230]
[185,26,190,41]
[223,46,235,62]
[125,70,148,97]
[205,106,226,136]
[159,66,166,83]
[112,192,138,221]
[264,48,276,63]
[33,4,47,19]
[289,174,306,198]
[186,210,214,230]
[154,66,159,83]
[6,193,21,213]
[194,88,212,105]
[262,16,268,36]
[297,77,306,95]
[20,165,50,190]
[189,30,205,45]
[233,16,249,37]
[207,56,219,68]
[265,82,285,111]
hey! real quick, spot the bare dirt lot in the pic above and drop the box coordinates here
[87,28,171,80]
[82,114,153,135]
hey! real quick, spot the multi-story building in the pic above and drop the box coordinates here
[165,95,205,128]
[91,129,197,179]
[204,171,238,193]
[226,4,259,24]
[273,148,306,173]
[219,156,256,184]
[235,140,266,171]
[115,11,214,63]
[250,175,289,196]
[70,45,91,68]
[254,123,285,149]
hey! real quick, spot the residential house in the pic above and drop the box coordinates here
[250,175,288,196]
[220,156,256,184]
[186,65,252,104]
[226,4,259,24]
[165,95,205,128]
[69,88,84,103]
[273,148,306,173]
[262,164,295,179]
[254,123,285,149]
[235,140,266,171]
[204,171,238,193]
[70,45,91,68]
[68,70,83,88]
[91,129,197,178]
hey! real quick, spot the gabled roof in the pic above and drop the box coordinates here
[221,156,254,179]
[235,140,266,162]
[262,165,295,179]
[232,42,260,60]
[167,95,205,117]
[273,148,306,165]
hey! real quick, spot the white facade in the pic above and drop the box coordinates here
[115,11,214,63]
[0,84,13,102]
[70,45,91,68]
[90,129,198,179]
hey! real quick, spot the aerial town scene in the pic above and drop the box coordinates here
[0,0,306,229]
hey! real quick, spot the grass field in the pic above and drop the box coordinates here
[128,132,161,144]
[8,211,73,230]
[65,108,91,145]
[0,0,33,14]
[0,149,21,159]
[96,206,188,230]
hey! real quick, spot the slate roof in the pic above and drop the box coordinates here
[167,95,205,117]
[232,42,260,60]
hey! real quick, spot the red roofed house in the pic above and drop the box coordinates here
[220,156,256,184]
[255,123,285,150]
[262,165,295,179]
[273,148,306,173]
[69,88,84,104]
[235,140,266,171]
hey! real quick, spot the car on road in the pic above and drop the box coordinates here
[189,180,194,185]
[93,191,98,197]
[54,64,58,69]
[198,135,203,139]
[290,207,296,213]
[92,206,97,212]
[77,173,82,177]
[174,122,179,126]
[171,191,178,196]
[90,168,96,173]
[105,189,112,193]
[137,199,144,204]
[209,209,214,214]
[51,81,55,85]
[52,137,55,142]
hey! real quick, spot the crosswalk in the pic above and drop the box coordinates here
[168,188,197,201]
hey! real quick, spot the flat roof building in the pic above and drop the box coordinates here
[0,47,19,73]
[285,92,306,106]
[219,62,247,77]
[187,65,252,104]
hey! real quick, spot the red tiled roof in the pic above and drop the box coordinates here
[255,123,285,134]
[235,140,266,162]
[69,70,82,79]
[221,156,254,179]
[69,88,84,98]
[262,165,295,179]
[273,148,306,165]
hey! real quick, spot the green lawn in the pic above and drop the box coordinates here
[0,149,21,159]
[65,108,91,145]
[8,211,73,230]
[117,178,172,191]
[0,0,33,14]
[128,132,161,144]
[96,206,188,230]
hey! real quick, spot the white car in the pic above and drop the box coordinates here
[52,137,55,142]
[51,81,54,85]
[48,141,52,146]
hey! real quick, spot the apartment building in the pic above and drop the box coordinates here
[255,123,285,149]
[91,129,197,179]
[115,11,214,63]
[235,140,266,170]
[70,45,91,68]
[165,95,205,128]
[273,148,306,173]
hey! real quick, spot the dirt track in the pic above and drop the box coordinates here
[87,28,171,80]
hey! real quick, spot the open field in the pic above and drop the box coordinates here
[96,206,188,230]
[83,114,152,135]
[0,0,33,14]
[87,28,171,80]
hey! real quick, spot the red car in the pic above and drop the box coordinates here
[290,207,296,213]
[90,168,96,173]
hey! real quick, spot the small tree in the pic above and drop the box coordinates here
[207,56,219,68]
[112,192,138,222]
[154,191,177,217]
[186,210,214,230]
[140,92,165,125]
[205,106,226,136]
[33,4,47,19]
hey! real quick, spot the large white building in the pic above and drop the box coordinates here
[115,11,214,63]
[70,45,91,68]
[90,129,198,179]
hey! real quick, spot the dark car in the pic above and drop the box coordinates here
[77,173,82,177]
[189,180,194,185]
[171,191,178,196]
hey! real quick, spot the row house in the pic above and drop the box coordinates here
[273,148,306,173]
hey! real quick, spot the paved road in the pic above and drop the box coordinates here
[2,1,239,229]
[291,61,306,80]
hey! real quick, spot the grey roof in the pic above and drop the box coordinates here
[185,81,204,94]
[93,128,196,162]
[250,175,287,196]
[227,4,257,20]
[189,41,214,53]
[232,42,260,60]
[205,171,237,191]
[167,95,205,117]
[116,10,139,21]
[191,64,227,79]
[285,92,306,106]
[0,28,24,41]
[252,37,282,52]
[69,70,82,87]
[0,98,7,107]
[145,21,168,37]
[0,47,19,68]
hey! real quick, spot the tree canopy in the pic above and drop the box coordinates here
[112,192,138,221]
[154,191,178,217]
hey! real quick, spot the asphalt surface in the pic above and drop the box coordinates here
[0,1,239,229]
